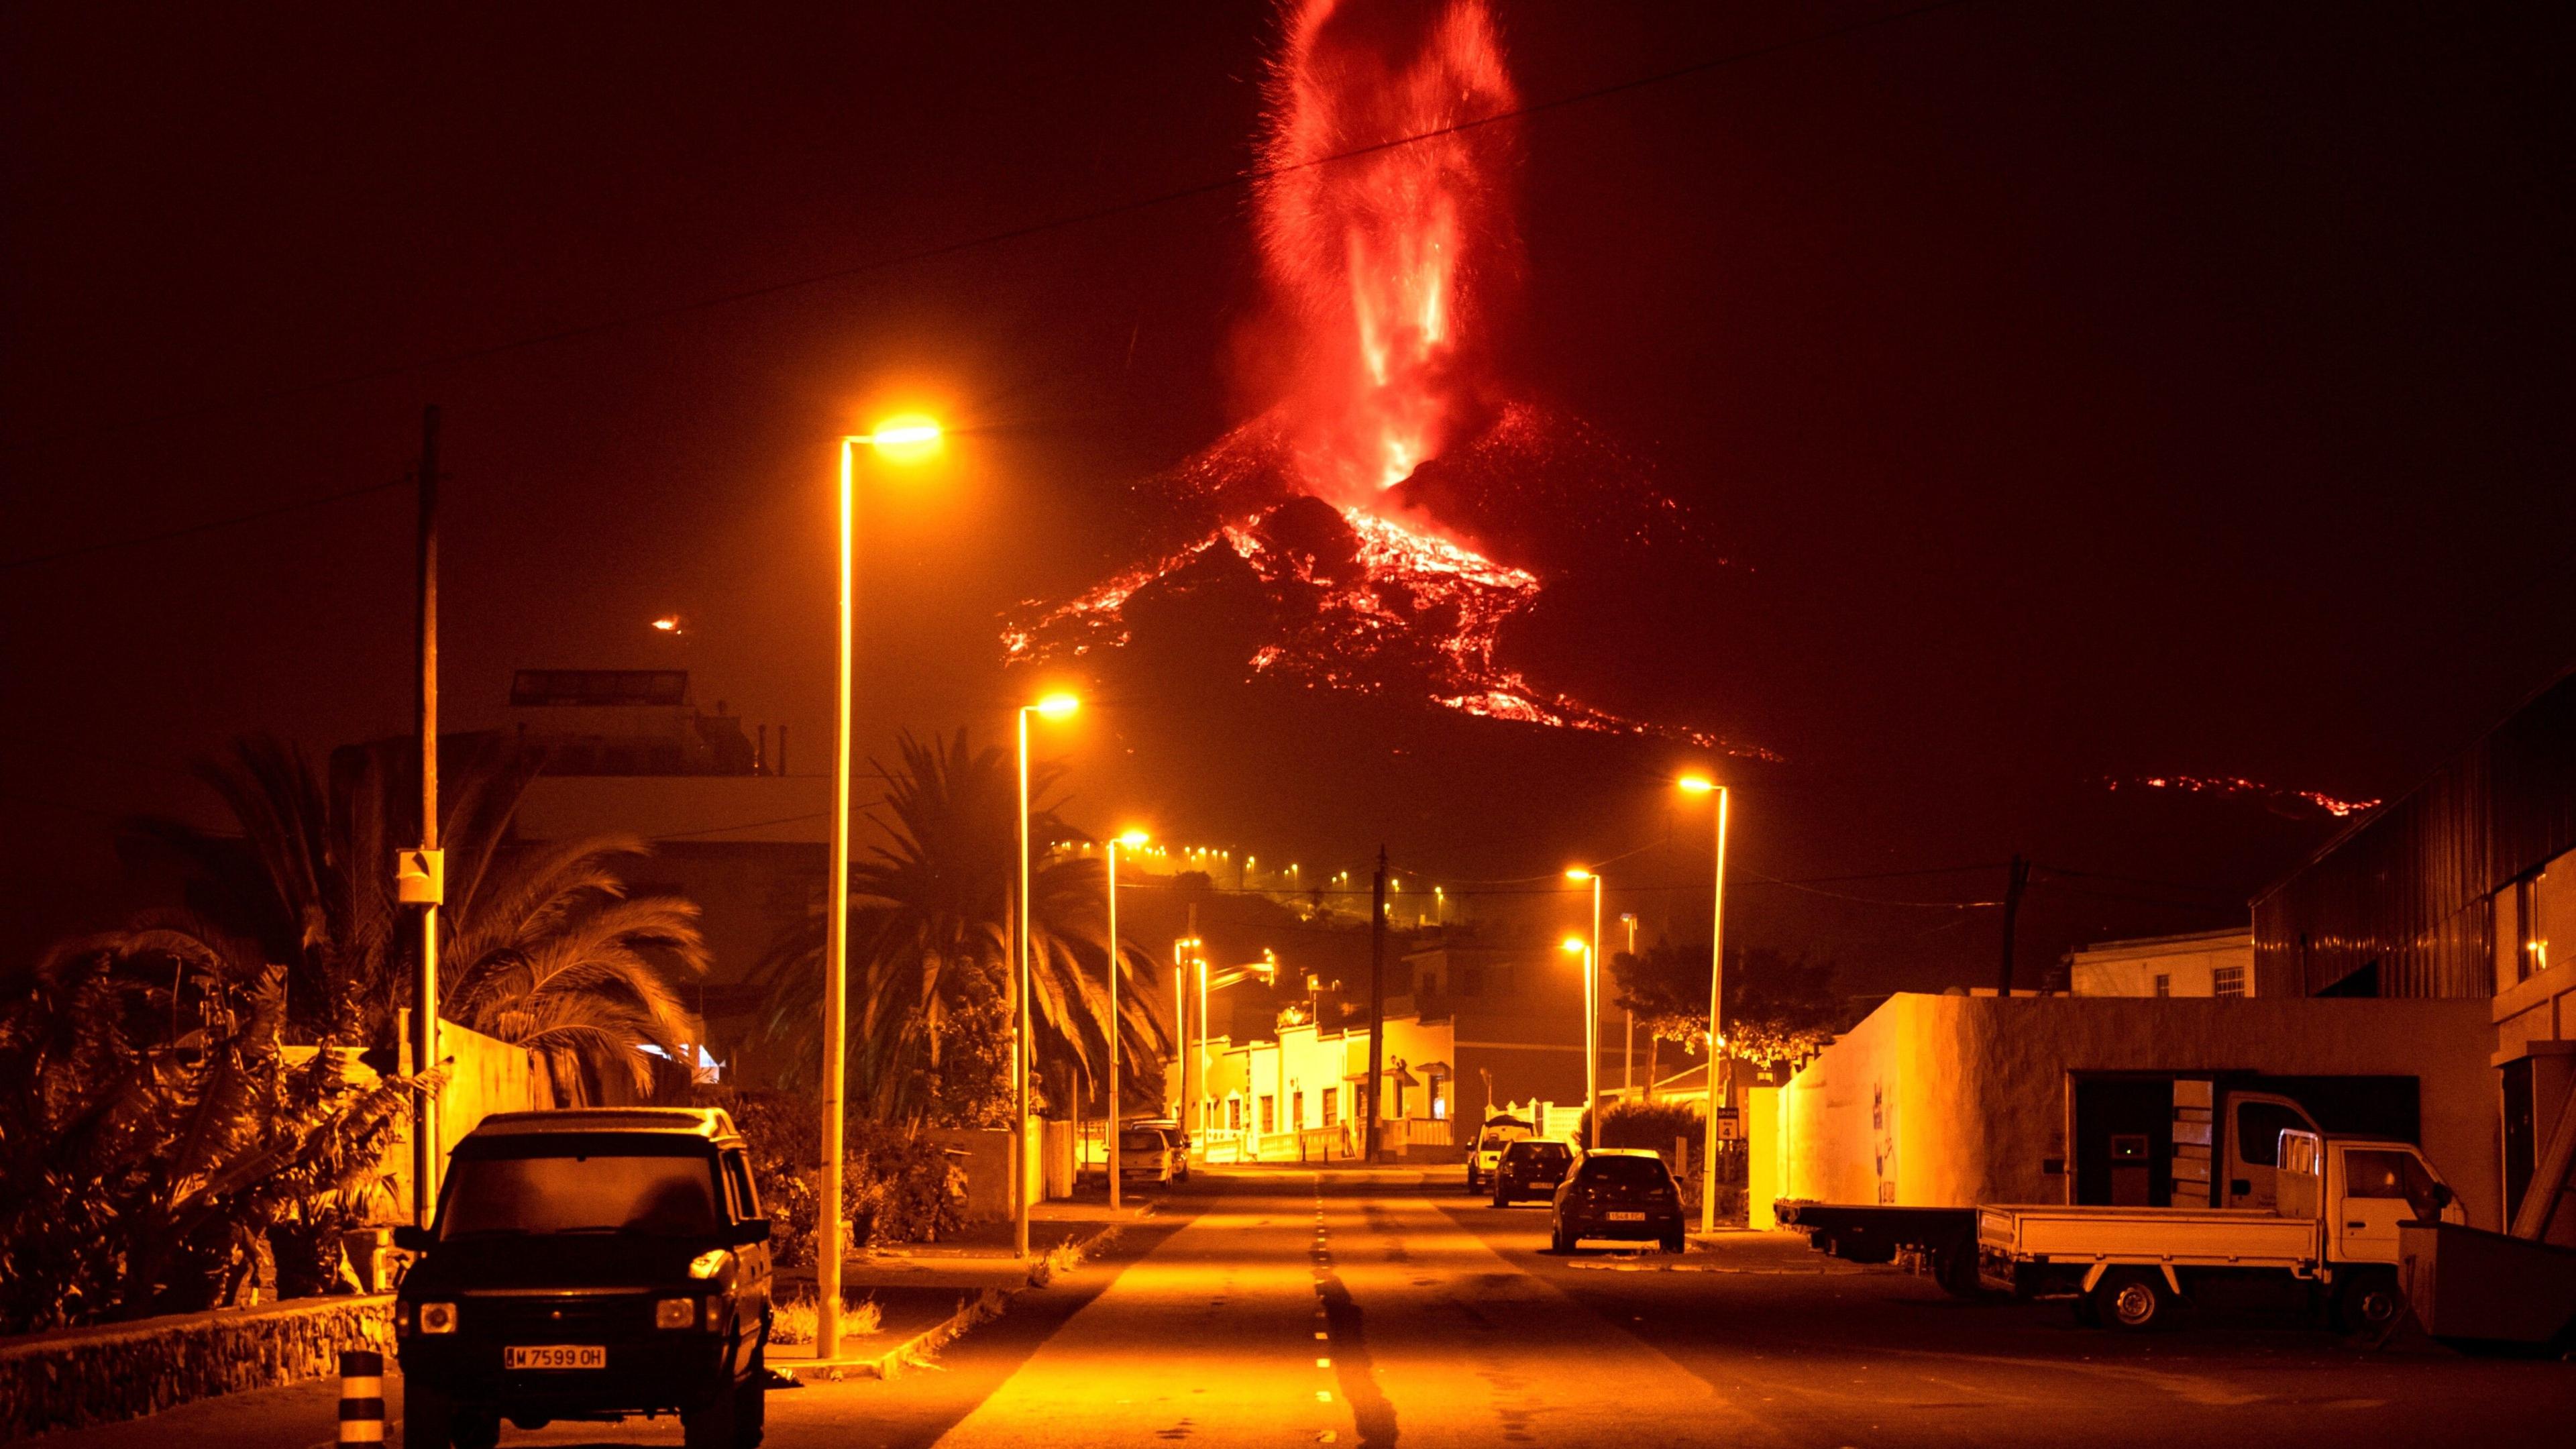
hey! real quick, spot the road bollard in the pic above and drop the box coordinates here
[337,1349,386,1444]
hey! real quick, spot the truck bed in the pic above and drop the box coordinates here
[1978,1203,2319,1268]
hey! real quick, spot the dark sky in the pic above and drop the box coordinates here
[6,1,2571,990]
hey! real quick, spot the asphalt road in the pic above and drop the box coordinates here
[40,1165,2574,1448]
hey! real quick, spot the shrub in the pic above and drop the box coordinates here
[681,1086,963,1264]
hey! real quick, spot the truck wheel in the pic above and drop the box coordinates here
[2092,1270,2171,1332]
[404,1385,455,1449]
[683,1377,739,1449]
[2334,1271,2404,1335]
[1934,1246,1984,1300]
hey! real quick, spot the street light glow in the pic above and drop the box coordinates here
[1034,692,1080,718]
[1564,867,1593,881]
[1117,829,1150,846]
[1560,935,1587,954]
[861,414,945,462]
[1676,775,1715,794]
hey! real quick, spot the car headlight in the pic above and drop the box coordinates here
[688,1248,731,1281]
[655,1297,698,1330]
[417,1301,458,1334]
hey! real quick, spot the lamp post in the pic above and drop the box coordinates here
[1677,774,1731,1234]
[1558,934,1596,1139]
[1566,869,1603,1142]
[1013,692,1079,1260]
[1620,912,1639,1101]
[817,415,943,1358]
[1106,830,1147,1210]
[1171,936,1199,1122]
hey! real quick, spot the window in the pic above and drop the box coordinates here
[1259,1095,1276,1134]
[1227,1097,1243,1132]
[722,1149,759,1218]
[2212,965,2246,999]
[2153,973,2171,998]
[2344,1148,2445,1220]
[439,1152,719,1238]
[2237,1101,2310,1168]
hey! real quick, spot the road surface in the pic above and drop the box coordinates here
[40,1165,2573,1448]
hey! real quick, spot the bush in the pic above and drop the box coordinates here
[681,1086,963,1264]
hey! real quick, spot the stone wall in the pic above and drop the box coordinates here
[0,1293,393,1440]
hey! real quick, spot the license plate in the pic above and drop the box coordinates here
[1607,1211,1646,1222]
[506,1345,604,1371]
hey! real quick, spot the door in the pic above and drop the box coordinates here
[2224,1091,2318,1210]
[720,1148,772,1368]
[2332,1144,2447,1267]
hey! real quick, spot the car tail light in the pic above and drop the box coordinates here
[417,1301,458,1334]
[655,1297,697,1330]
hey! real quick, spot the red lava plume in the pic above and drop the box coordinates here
[2107,775,2381,821]
[1007,0,1764,759]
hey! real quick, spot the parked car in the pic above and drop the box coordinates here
[393,1108,774,1449]
[1489,1138,1573,1205]
[1551,1148,1686,1254]
[1465,1116,1534,1193]
[1118,1123,1189,1185]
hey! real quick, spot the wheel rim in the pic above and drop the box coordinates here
[2355,1287,2398,1328]
[2111,1281,2157,1326]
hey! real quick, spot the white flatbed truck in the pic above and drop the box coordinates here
[1976,1130,2463,1331]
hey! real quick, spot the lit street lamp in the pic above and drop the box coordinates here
[1106,830,1148,1210]
[1676,773,1731,1234]
[1171,934,1202,1124]
[1558,934,1596,1140]
[818,413,943,1358]
[1620,912,1639,1100]
[1566,868,1603,1142]
[1014,691,1079,1260]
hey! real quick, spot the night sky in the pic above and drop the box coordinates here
[6,2,2571,994]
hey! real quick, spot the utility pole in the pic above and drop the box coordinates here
[1366,849,1387,1163]
[407,405,442,1226]
[1998,853,2031,995]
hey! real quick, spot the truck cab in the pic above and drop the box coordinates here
[2277,1128,2463,1269]
[392,1108,773,1449]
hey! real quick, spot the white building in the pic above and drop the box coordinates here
[2067,928,2255,999]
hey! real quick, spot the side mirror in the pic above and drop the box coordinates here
[392,1225,435,1254]
[731,1218,773,1248]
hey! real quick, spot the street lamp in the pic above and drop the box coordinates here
[818,413,945,1358]
[1619,912,1639,1100]
[1676,773,1731,1234]
[1171,935,1201,1122]
[1013,691,1079,1260]
[1558,934,1596,1142]
[1106,830,1148,1211]
[1566,869,1603,1141]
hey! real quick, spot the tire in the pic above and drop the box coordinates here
[2334,1270,2404,1336]
[405,1384,455,1449]
[737,1336,769,1449]
[1465,1167,1481,1193]
[1491,1187,1509,1208]
[683,1373,739,1449]
[1933,1246,1985,1300]
[2091,1269,2172,1332]
[1551,1220,1575,1254]
[1662,1232,1686,1254]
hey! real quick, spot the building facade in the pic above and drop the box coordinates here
[2067,928,2256,998]
[2251,669,2576,1240]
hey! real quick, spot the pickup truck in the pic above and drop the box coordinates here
[1976,1129,2461,1331]
[1779,1079,2335,1295]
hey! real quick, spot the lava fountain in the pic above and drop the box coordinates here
[1007,0,1763,758]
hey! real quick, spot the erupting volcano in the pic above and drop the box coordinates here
[1006,0,1763,758]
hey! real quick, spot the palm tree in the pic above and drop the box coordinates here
[124,735,709,1103]
[757,728,1169,1126]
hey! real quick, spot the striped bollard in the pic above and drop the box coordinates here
[337,1349,386,1444]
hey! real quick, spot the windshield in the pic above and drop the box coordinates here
[439,1152,722,1238]
[1120,1130,1167,1152]
[1578,1157,1673,1189]
[1506,1142,1570,1166]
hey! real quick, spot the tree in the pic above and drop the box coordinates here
[1610,943,1845,1090]
[756,728,1169,1126]
[123,735,710,1102]
[0,937,437,1330]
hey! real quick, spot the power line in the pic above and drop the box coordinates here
[4,0,1978,457]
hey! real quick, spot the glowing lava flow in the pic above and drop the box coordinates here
[2108,775,2381,820]
[1005,0,1759,758]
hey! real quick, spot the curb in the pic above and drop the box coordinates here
[785,1213,1139,1381]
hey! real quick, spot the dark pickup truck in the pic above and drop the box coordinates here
[394,1108,775,1449]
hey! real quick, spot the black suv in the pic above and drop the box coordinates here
[1489,1138,1572,1205]
[1550,1148,1686,1254]
[394,1108,774,1448]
